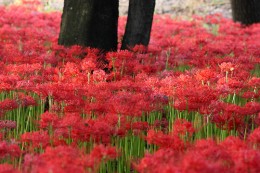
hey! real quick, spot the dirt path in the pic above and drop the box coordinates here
[0,0,231,18]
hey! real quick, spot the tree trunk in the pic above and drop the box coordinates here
[121,0,155,50]
[231,0,260,25]
[58,0,119,52]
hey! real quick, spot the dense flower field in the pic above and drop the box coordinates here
[0,2,260,173]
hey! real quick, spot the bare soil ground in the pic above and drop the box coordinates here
[0,0,231,18]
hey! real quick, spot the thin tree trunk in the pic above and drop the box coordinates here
[231,0,260,25]
[121,0,155,50]
[58,0,119,52]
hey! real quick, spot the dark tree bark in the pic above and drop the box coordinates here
[231,0,260,25]
[121,0,155,50]
[58,0,119,52]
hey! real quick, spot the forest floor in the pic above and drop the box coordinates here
[0,0,231,18]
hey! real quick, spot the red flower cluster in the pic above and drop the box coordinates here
[0,2,259,172]
[23,145,118,173]
[136,137,260,173]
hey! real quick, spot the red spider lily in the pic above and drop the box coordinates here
[211,111,244,131]
[57,113,82,129]
[131,45,147,53]
[146,129,185,150]
[82,119,115,144]
[254,112,260,126]
[195,68,217,84]
[107,91,153,116]
[182,139,234,173]
[153,118,169,130]
[173,85,218,112]
[80,114,120,144]
[229,149,260,173]
[217,77,244,92]
[22,145,118,173]
[1,4,260,172]
[126,121,150,135]
[220,136,248,151]
[0,99,19,112]
[21,130,50,149]
[90,145,118,162]
[0,74,21,87]
[0,120,16,129]
[219,62,236,73]
[5,63,42,76]
[134,149,183,173]
[0,164,20,173]
[17,95,37,107]
[0,141,21,159]
[241,91,259,100]
[80,58,97,73]
[39,112,59,129]
[172,119,195,137]
[248,77,260,88]
[62,62,80,77]
[92,69,106,83]
[106,50,135,75]
[240,102,260,115]
[248,127,260,147]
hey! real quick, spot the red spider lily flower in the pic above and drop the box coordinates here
[81,118,116,144]
[0,99,19,111]
[173,85,218,112]
[92,69,106,82]
[126,121,149,136]
[219,62,236,72]
[172,119,195,137]
[106,50,133,62]
[211,112,244,131]
[231,149,260,173]
[182,139,234,173]
[0,141,21,159]
[0,83,12,92]
[195,68,217,83]
[248,77,260,88]
[132,45,148,54]
[254,112,260,126]
[0,75,21,89]
[5,63,42,76]
[23,146,87,173]
[220,136,247,151]
[106,50,134,74]
[248,127,260,147]
[0,164,20,173]
[57,113,82,129]
[107,91,153,116]
[217,77,244,92]
[64,105,83,114]
[153,118,169,130]
[39,112,59,129]
[134,148,182,173]
[146,129,185,150]
[17,95,37,107]
[90,145,118,162]
[21,130,50,149]
[80,58,96,73]
[0,120,16,129]
[22,145,118,173]
[62,62,80,77]
[240,102,260,115]
[241,91,259,100]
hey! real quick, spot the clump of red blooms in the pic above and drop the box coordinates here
[0,1,259,172]
[22,145,118,173]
